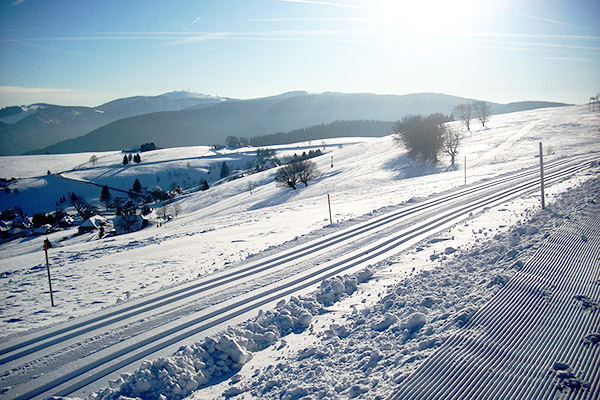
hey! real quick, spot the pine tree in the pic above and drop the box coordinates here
[200,179,210,191]
[123,155,129,165]
[220,162,230,179]
[133,153,142,163]
[132,178,142,192]
[100,185,111,209]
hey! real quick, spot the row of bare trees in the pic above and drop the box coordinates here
[453,101,492,131]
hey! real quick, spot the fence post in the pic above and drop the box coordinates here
[44,238,55,307]
[464,156,467,185]
[327,194,333,225]
[539,142,546,209]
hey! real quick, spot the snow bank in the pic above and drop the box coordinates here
[90,270,373,400]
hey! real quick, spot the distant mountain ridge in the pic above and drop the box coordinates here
[1,91,568,155]
[0,91,229,155]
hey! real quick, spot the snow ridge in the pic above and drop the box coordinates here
[90,270,373,400]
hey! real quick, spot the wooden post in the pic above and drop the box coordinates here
[44,238,55,307]
[327,194,333,225]
[464,156,467,185]
[539,142,545,209]
[330,156,333,168]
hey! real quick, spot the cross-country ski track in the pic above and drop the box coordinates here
[0,152,597,400]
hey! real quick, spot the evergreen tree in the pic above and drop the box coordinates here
[133,153,142,163]
[132,178,142,192]
[123,155,129,165]
[220,162,230,179]
[200,179,210,191]
[140,142,156,152]
[100,185,111,208]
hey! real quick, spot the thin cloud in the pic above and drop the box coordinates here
[3,39,88,56]
[544,57,592,62]
[280,0,376,11]
[6,29,599,55]
[443,32,600,41]
[237,17,376,22]
[0,86,75,94]
[11,0,26,5]
[514,13,573,27]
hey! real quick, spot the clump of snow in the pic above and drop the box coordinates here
[91,269,373,400]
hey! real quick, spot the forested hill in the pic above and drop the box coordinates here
[249,120,394,147]
[22,92,568,155]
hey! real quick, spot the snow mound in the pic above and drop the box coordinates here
[91,269,373,400]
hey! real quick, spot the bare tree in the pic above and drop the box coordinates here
[247,180,257,195]
[89,155,97,166]
[274,160,320,190]
[274,162,301,190]
[297,160,320,187]
[70,192,96,218]
[474,101,492,127]
[440,126,464,167]
[156,203,170,220]
[453,103,472,131]
[171,202,181,218]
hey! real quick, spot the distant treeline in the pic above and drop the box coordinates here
[249,120,394,147]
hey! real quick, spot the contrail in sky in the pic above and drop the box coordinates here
[281,0,376,10]
[514,13,572,27]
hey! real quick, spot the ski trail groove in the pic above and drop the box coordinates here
[389,203,600,400]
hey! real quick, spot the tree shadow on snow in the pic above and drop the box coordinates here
[382,153,450,180]
[247,185,304,211]
[247,169,342,211]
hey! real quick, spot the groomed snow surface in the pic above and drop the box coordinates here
[0,105,599,399]
[194,177,599,400]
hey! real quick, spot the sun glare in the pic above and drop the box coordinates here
[371,0,479,33]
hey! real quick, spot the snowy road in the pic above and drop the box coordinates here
[0,152,596,400]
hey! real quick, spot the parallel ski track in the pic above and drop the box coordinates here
[1,154,596,400]
[389,201,600,400]
[1,153,594,364]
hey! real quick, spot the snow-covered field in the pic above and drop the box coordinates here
[0,105,599,399]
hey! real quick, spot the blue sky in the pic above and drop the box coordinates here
[1,0,599,107]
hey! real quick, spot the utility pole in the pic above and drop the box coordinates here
[539,142,545,209]
[327,194,333,225]
[44,238,55,307]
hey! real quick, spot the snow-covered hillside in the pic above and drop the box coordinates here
[0,105,598,399]
[0,104,597,334]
